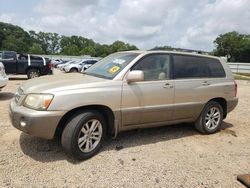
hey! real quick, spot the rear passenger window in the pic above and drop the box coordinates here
[173,55,225,79]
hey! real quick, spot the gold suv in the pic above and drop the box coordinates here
[9,51,238,160]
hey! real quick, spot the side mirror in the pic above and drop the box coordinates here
[127,70,144,83]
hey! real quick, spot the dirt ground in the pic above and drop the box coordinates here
[0,72,249,187]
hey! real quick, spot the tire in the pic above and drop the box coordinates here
[61,110,106,160]
[27,69,40,79]
[195,101,223,134]
[70,68,78,73]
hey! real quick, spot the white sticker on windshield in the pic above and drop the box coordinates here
[113,59,126,64]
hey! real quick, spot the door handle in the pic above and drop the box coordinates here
[202,81,210,86]
[163,83,173,88]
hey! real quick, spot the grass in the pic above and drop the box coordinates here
[236,73,250,77]
[234,74,250,80]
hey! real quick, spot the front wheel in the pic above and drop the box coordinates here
[27,69,40,79]
[195,101,223,134]
[61,110,106,160]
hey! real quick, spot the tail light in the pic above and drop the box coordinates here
[48,62,52,69]
[234,81,237,97]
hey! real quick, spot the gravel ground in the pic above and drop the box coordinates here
[0,72,249,187]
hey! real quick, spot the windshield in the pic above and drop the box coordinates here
[84,52,139,79]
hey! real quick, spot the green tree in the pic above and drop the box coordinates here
[213,32,244,61]
[29,31,61,54]
[213,31,250,62]
[110,41,138,53]
[48,33,60,54]
[0,22,30,53]
[29,43,45,54]
[62,44,80,56]
[80,46,96,56]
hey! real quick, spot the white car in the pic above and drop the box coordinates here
[51,59,63,66]
[57,61,75,71]
[65,59,98,73]
[0,62,8,90]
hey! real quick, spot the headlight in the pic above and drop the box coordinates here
[23,94,54,110]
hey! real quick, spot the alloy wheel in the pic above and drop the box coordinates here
[205,107,221,130]
[77,119,103,153]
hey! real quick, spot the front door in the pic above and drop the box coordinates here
[121,54,174,126]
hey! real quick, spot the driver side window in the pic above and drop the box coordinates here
[132,54,170,81]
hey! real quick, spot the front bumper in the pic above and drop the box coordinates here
[9,100,65,139]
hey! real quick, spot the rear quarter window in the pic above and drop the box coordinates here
[173,55,225,79]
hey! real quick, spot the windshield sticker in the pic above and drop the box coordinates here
[113,59,126,64]
[108,66,120,74]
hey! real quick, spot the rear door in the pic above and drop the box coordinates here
[172,54,226,120]
[121,54,174,126]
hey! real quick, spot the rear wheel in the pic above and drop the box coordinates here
[61,110,106,160]
[27,69,40,79]
[195,101,223,134]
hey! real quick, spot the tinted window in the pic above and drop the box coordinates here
[132,54,170,81]
[88,60,97,64]
[173,55,225,79]
[85,60,97,65]
[4,52,15,59]
[206,58,226,77]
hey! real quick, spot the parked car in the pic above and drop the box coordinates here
[51,59,64,67]
[53,60,69,68]
[65,59,98,73]
[9,51,238,160]
[80,59,99,72]
[58,61,76,71]
[0,51,52,79]
[0,62,8,90]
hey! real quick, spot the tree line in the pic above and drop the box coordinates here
[1,22,250,62]
[0,22,138,57]
[213,31,250,62]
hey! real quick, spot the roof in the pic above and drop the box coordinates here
[117,50,220,60]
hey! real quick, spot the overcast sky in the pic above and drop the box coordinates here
[0,0,250,51]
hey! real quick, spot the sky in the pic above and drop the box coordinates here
[0,0,250,51]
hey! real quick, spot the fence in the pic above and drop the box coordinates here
[228,63,250,73]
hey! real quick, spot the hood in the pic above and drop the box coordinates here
[21,73,109,94]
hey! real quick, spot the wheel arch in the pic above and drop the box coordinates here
[55,105,115,138]
[207,97,227,119]
[70,67,78,72]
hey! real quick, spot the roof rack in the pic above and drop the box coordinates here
[149,47,210,55]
